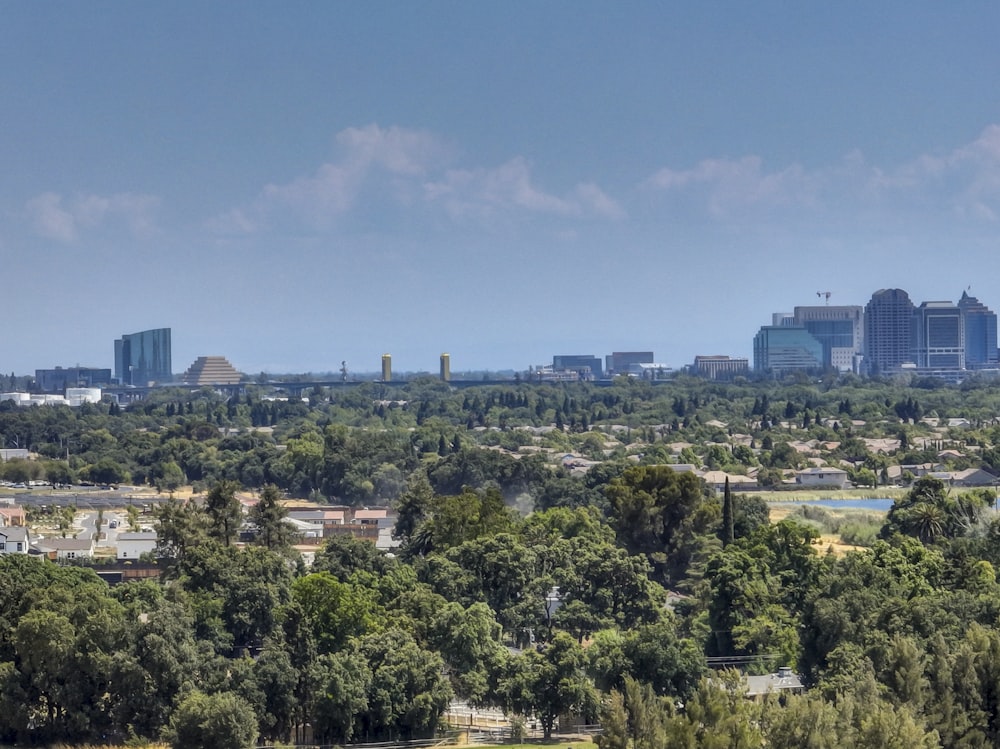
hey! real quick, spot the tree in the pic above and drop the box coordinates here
[721,477,735,547]
[421,487,515,552]
[156,460,186,495]
[501,632,595,739]
[291,572,382,653]
[249,484,296,551]
[165,690,258,749]
[313,647,372,744]
[605,465,715,584]
[313,534,393,580]
[621,620,706,699]
[394,471,435,546]
[882,476,989,543]
[763,692,845,749]
[249,646,298,744]
[109,597,203,740]
[153,498,207,565]
[427,601,506,704]
[205,480,243,546]
[84,457,129,485]
[357,628,453,739]
[596,688,630,749]
[596,676,670,749]
[179,544,293,651]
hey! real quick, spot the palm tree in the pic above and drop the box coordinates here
[904,503,946,544]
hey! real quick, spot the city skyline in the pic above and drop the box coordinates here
[12,283,1000,379]
[3,4,1000,374]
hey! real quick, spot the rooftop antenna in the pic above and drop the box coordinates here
[816,291,831,305]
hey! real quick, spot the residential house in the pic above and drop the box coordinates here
[945,468,998,488]
[795,467,851,490]
[700,471,759,493]
[117,531,158,560]
[0,505,27,527]
[0,526,29,554]
[36,537,94,561]
[286,509,346,527]
[744,668,805,699]
[353,509,388,525]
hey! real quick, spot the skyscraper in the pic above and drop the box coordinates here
[958,291,999,369]
[864,289,914,375]
[114,328,172,385]
[792,305,864,372]
[912,302,964,369]
[753,326,824,373]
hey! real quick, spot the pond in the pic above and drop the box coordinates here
[769,498,896,512]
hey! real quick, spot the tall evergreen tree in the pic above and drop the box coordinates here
[250,484,296,552]
[205,480,243,547]
[722,477,735,547]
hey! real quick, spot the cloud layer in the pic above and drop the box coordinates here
[22,123,1000,243]
[211,124,625,234]
[644,125,1000,223]
[25,191,159,242]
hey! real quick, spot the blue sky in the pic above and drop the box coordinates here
[3,2,1000,376]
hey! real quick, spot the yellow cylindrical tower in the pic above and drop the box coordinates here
[381,354,392,382]
[440,353,451,382]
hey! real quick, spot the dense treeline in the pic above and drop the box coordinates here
[5,374,1000,502]
[3,468,1000,747]
[6,377,1000,745]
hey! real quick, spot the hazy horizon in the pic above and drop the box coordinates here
[4,3,1000,375]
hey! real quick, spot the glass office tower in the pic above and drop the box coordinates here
[114,328,172,385]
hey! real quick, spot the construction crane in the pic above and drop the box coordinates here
[816,291,832,305]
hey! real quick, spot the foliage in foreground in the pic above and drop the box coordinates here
[2,387,1000,748]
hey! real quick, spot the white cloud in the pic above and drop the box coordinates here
[644,124,1000,223]
[25,191,159,241]
[573,182,627,220]
[212,125,624,234]
[424,157,626,221]
[335,124,445,176]
[214,124,448,233]
[25,193,77,241]
[645,156,818,218]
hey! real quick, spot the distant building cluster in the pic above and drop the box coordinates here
[18,328,249,406]
[532,352,671,382]
[752,289,999,381]
[0,388,102,408]
[14,292,1000,398]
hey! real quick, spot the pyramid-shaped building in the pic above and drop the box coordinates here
[180,356,241,386]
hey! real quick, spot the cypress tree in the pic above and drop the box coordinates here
[722,476,735,546]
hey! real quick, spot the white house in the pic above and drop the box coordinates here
[795,467,851,490]
[0,526,29,554]
[286,509,345,527]
[353,508,388,525]
[117,531,158,560]
[36,537,94,561]
[700,470,759,493]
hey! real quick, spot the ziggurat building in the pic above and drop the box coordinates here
[180,356,241,386]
